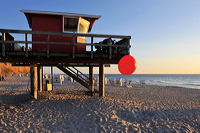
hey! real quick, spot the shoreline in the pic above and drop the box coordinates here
[0,76,200,132]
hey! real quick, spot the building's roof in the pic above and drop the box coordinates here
[20,9,101,29]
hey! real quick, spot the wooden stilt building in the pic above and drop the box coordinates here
[0,10,131,99]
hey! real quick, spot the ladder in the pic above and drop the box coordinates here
[57,65,90,90]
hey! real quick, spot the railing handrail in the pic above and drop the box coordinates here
[0,28,131,59]
[0,40,130,47]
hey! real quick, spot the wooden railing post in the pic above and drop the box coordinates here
[91,37,94,59]
[109,38,112,59]
[127,39,130,55]
[47,45,50,58]
[46,35,50,58]
[2,32,6,56]
[72,36,75,59]
[25,33,28,57]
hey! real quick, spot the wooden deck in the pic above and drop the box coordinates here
[0,29,131,98]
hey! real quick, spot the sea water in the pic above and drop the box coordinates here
[104,74,200,89]
[53,74,200,89]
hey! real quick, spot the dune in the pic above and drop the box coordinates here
[0,63,29,76]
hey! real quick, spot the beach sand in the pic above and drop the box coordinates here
[0,76,199,132]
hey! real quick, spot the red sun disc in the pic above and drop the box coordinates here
[118,55,137,75]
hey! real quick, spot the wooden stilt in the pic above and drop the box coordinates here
[30,64,38,99]
[89,66,94,96]
[0,67,2,81]
[30,65,34,96]
[99,64,105,97]
[51,66,54,90]
[37,65,43,92]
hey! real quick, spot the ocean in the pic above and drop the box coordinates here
[103,74,200,89]
[53,74,200,89]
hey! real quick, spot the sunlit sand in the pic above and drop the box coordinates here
[0,76,199,132]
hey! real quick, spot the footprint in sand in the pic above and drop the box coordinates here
[114,110,138,124]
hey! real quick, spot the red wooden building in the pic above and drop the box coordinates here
[20,9,101,53]
[0,10,131,98]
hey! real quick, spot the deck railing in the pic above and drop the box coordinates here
[0,29,131,59]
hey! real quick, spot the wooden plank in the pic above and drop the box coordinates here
[99,64,105,97]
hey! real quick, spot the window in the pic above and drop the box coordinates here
[63,17,79,32]
[63,17,90,33]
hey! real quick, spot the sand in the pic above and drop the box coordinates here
[0,76,200,132]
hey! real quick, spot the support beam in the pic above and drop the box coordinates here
[0,67,2,81]
[37,65,43,92]
[2,32,6,56]
[89,66,94,96]
[51,66,54,90]
[99,64,105,97]
[30,64,38,99]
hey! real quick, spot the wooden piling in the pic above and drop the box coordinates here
[30,64,38,99]
[99,64,105,97]
[30,66,34,96]
[37,65,43,92]
[51,66,53,90]
[0,67,2,81]
[2,32,6,56]
[89,66,94,96]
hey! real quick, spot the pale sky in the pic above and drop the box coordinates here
[0,0,200,74]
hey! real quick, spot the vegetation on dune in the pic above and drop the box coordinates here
[0,63,30,76]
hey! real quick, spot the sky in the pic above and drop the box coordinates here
[0,0,200,74]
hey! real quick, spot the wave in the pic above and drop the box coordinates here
[183,83,200,87]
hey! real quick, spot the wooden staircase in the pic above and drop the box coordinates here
[57,65,91,90]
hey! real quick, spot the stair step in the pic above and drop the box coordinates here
[57,65,89,89]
